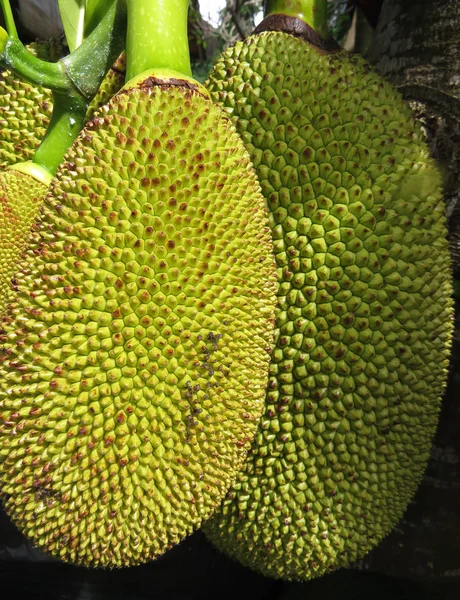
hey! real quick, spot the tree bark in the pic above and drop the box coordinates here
[355,0,460,580]
[366,0,460,217]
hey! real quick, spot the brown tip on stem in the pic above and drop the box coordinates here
[121,70,210,100]
[254,14,341,53]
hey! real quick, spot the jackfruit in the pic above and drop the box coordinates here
[0,48,126,314]
[0,165,49,315]
[0,39,64,168]
[448,201,460,277]
[204,29,454,580]
[0,73,277,567]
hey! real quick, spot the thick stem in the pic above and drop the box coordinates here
[1,1,126,181]
[62,0,127,100]
[85,0,119,37]
[0,26,7,51]
[0,38,71,92]
[33,93,88,176]
[9,162,53,187]
[264,0,330,40]
[0,0,18,38]
[0,1,126,100]
[125,0,191,82]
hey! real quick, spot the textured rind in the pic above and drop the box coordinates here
[0,169,46,315]
[0,84,277,567]
[204,31,454,581]
[448,201,460,276]
[0,41,58,168]
[0,46,125,168]
[27,38,67,63]
[0,50,125,306]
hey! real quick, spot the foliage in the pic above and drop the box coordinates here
[327,0,353,44]
[192,55,219,82]
[217,0,263,47]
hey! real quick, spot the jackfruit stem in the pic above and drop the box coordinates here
[61,0,127,100]
[0,0,18,38]
[0,2,126,178]
[264,0,330,40]
[0,26,7,52]
[0,1,126,100]
[8,162,53,187]
[33,93,88,177]
[125,0,192,82]
[0,38,71,93]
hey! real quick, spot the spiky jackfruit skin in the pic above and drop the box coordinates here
[28,38,67,63]
[0,81,277,567]
[0,50,125,309]
[204,31,454,580]
[0,69,53,168]
[0,169,46,315]
[448,202,460,277]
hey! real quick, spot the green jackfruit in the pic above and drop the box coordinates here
[204,30,454,580]
[0,49,126,312]
[448,201,460,277]
[0,39,64,168]
[0,167,48,315]
[0,74,277,567]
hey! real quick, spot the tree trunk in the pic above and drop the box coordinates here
[355,0,460,580]
[366,0,460,218]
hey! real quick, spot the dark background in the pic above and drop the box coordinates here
[0,521,459,600]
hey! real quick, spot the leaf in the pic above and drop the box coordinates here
[58,0,86,52]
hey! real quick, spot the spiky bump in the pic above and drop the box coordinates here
[0,169,47,315]
[204,31,454,580]
[448,201,460,276]
[0,68,53,168]
[0,83,277,567]
[27,37,67,63]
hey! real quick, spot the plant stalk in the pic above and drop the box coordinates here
[1,0,126,180]
[0,38,71,93]
[84,0,119,37]
[125,0,192,82]
[264,0,330,40]
[0,1,126,100]
[32,93,88,176]
[0,0,18,38]
[0,26,8,51]
[62,0,127,100]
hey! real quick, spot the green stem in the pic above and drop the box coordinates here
[264,0,330,40]
[0,38,71,93]
[84,0,118,37]
[126,0,191,82]
[0,1,126,100]
[33,93,88,176]
[1,1,126,181]
[0,0,18,38]
[0,26,8,51]
[62,0,126,100]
